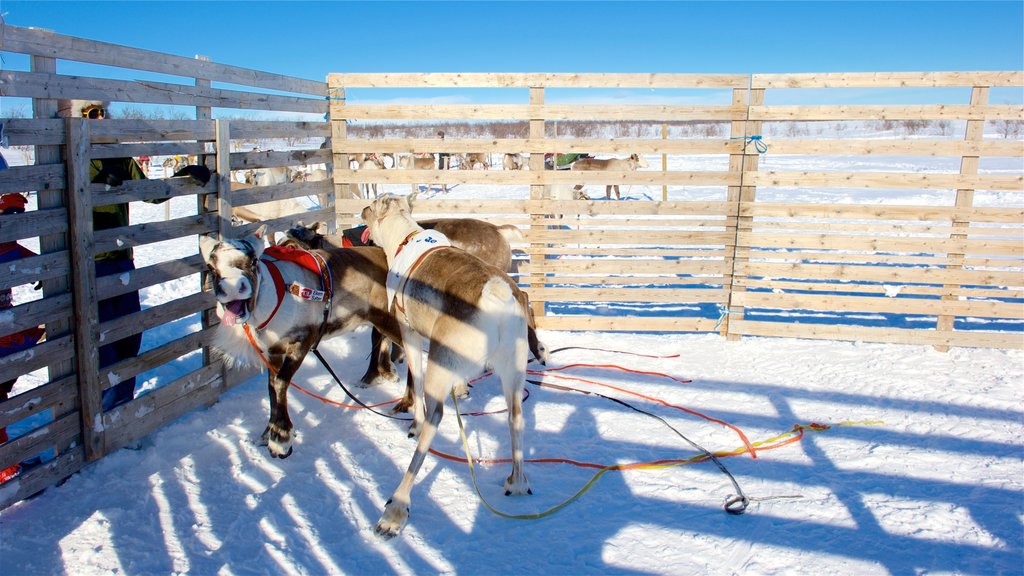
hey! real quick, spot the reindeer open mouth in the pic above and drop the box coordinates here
[219,298,251,326]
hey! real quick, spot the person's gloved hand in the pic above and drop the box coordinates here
[172,165,212,186]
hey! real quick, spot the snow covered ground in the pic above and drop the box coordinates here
[1,131,1022,575]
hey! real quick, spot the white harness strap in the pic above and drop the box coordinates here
[387,229,452,314]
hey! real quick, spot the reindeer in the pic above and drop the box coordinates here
[399,154,445,193]
[199,230,406,459]
[283,215,544,405]
[359,193,533,537]
[570,153,649,199]
[503,153,527,171]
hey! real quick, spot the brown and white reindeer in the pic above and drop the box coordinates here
[199,229,404,458]
[360,193,533,538]
[399,154,445,193]
[283,214,544,402]
[570,153,650,199]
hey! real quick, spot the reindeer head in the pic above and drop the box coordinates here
[199,231,266,326]
[360,193,418,252]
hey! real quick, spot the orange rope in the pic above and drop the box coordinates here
[528,368,758,458]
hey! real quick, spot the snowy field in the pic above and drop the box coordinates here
[1,130,1022,575]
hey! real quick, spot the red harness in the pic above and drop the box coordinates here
[255,245,333,331]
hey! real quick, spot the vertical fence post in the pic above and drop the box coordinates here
[327,81,353,231]
[194,55,216,372]
[65,117,105,461]
[31,53,77,398]
[661,122,668,201]
[214,120,234,239]
[724,84,764,340]
[528,86,547,321]
[935,85,988,351]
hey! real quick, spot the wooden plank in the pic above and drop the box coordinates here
[0,449,85,510]
[732,291,1023,319]
[31,53,76,392]
[333,138,742,156]
[337,104,746,122]
[95,254,204,301]
[739,231,1023,256]
[233,207,335,239]
[937,85,990,350]
[0,163,65,194]
[83,119,215,143]
[93,213,218,256]
[229,120,332,140]
[729,319,1024,350]
[2,22,326,95]
[0,449,85,511]
[230,180,332,207]
[534,315,720,332]
[0,294,72,335]
[91,141,207,160]
[743,261,1023,287]
[0,333,74,385]
[0,410,80,475]
[65,117,104,461]
[526,229,734,245]
[0,71,327,115]
[520,259,728,275]
[745,171,1023,191]
[0,118,65,146]
[91,177,217,206]
[0,250,68,291]
[99,327,216,387]
[741,202,1024,223]
[764,139,1024,157]
[99,292,213,345]
[230,148,333,171]
[330,72,749,89]
[101,362,226,454]
[735,277,1023,300]
[331,168,737,187]
[749,104,1022,121]
[751,71,1024,89]
[0,208,69,244]
[528,287,727,303]
[0,374,77,431]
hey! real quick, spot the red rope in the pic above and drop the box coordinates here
[527,366,758,458]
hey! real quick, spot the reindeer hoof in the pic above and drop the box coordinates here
[375,499,410,539]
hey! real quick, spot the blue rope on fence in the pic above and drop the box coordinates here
[731,134,768,154]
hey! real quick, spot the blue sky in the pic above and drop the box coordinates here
[1,1,1022,112]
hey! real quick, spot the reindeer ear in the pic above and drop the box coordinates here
[243,233,266,259]
[407,190,419,210]
[199,235,219,262]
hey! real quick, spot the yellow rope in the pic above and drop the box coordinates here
[451,390,883,521]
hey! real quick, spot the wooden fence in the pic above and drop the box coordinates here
[0,20,332,507]
[0,18,1021,508]
[327,72,1024,350]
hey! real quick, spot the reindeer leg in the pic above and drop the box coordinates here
[264,347,308,459]
[375,354,453,538]
[359,328,398,387]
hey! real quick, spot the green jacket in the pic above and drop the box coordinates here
[89,158,148,261]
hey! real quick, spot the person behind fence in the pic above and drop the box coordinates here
[436,131,450,170]
[0,193,46,482]
[56,100,211,412]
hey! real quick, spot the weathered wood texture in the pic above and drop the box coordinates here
[329,71,1023,352]
[0,21,329,509]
